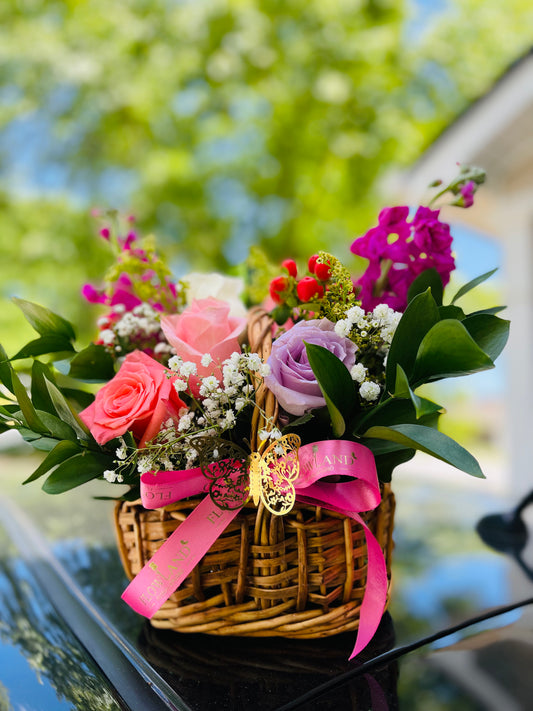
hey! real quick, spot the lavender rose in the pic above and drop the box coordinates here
[264,319,357,416]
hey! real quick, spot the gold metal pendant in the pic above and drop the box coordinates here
[249,433,301,516]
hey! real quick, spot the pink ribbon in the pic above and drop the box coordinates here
[121,440,388,660]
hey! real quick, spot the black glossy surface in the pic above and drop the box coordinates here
[0,524,125,711]
[2,457,533,710]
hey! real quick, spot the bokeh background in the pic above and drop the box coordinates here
[2,6,533,708]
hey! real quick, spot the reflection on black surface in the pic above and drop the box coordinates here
[42,484,533,711]
[138,614,398,711]
[0,533,122,711]
[53,540,141,634]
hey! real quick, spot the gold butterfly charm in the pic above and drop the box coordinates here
[249,433,301,516]
[189,436,250,511]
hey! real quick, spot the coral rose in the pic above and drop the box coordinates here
[80,350,186,446]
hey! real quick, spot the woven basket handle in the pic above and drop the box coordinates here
[246,306,278,451]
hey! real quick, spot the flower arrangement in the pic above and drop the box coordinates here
[0,165,508,655]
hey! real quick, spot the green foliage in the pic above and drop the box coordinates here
[0,301,121,493]
[307,270,508,481]
[68,344,116,382]
[385,288,440,392]
[362,423,484,478]
[304,341,358,437]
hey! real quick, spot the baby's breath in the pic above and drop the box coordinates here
[123,348,277,475]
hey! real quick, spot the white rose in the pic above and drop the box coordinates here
[183,272,247,318]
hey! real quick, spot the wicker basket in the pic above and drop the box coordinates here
[114,307,395,638]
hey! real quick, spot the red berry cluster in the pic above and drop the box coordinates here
[269,254,332,306]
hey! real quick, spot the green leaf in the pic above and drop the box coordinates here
[32,438,61,452]
[23,440,82,484]
[393,365,444,419]
[468,306,506,317]
[94,486,141,502]
[18,426,42,442]
[31,360,56,413]
[44,377,91,441]
[42,451,112,494]
[35,410,78,441]
[374,448,416,483]
[0,405,22,426]
[407,268,443,306]
[0,344,13,393]
[450,268,498,305]
[305,342,357,437]
[11,368,47,433]
[438,304,465,321]
[354,395,440,435]
[385,289,440,392]
[271,303,292,326]
[362,423,484,478]
[412,319,494,385]
[462,314,510,362]
[362,437,411,456]
[282,412,314,431]
[60,387,95,410]
[68,343,115,381]
[19,430,59,451]
[11,335,75,360]
[12,297,76,340]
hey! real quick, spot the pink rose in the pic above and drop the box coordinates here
[80,350,186,446]
[161,297,246,397]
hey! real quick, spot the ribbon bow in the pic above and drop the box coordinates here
[122,439,388,660]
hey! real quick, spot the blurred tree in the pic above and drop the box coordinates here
[0,0,532,345]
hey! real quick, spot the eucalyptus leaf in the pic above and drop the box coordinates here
[19,432,59,451]
[407,268,443,306]
[94,486,141,502]
[42,451,112,494]
[462,314,510,362]
[11,368,47,434]
[12,297,76,340]
[385,288,440,391]
[450,268,498,305]
[23,440,82,484]
[18,426,41,442]
[0,404,23,425]
[68,344,115,382]
[35,410,78,442]
[61,387,95,410]
[362,423,484,478]
[44,377,91,441]
[11,335,75,360]
[412,319,494,385]
[31,360,56,414]
[0,344,13,393]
